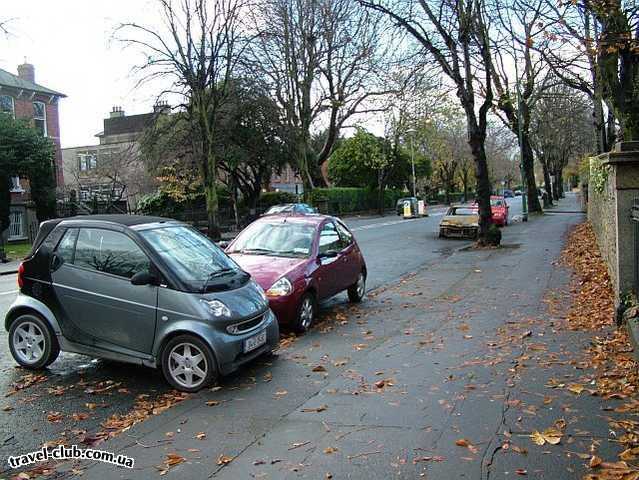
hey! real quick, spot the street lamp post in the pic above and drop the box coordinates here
[406,128,417,198]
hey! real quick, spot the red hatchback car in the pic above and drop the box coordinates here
[472,195,509,227]
[226,214,367,332]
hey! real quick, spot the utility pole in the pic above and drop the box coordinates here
[406,128,417,198]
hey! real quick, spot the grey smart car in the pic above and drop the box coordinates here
[4,215,279,392]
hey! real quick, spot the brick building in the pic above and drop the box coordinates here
[0,62,65,241]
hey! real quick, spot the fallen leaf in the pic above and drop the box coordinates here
[301,405,327,413]
[217,454,234,466]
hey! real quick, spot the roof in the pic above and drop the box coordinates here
[255,213,328,226]
[58,214,177,227]
[0,67,66,97]
[102,113,155,137]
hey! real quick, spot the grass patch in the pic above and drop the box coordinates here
[4,241,32,261]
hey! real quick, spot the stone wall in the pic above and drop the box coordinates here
[588,142,639,304]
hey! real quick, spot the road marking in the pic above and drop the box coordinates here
[349,209,448,231]
[350,218,419,231]
[0,290,18,296]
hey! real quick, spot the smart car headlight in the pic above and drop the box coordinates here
[266,277,292,297]
[200,299,231,317]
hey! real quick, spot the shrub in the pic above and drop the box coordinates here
[308,187,405,215]
[257,191,299,208]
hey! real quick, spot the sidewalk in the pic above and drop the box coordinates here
[0,259,20,276]
[43,195,635,479]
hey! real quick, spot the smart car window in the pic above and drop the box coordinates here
[335,220,353,247]
[74,228,150,279]
[55,228,78,263]
[319,222,341,254]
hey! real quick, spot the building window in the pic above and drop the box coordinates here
[9,176,24,193]
[0,95,14,117]
[33,101,47,136]
[78,152,97,172]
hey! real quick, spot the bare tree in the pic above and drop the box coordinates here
[359,0,498,244]
[530,82,595,203]
[544,1,639,145]
[488,0,559,214]
[250,0,394,192]
[117,0,249,239]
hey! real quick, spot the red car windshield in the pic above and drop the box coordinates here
[229,222,315,258]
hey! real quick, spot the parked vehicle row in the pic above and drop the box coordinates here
[4,210,367,392]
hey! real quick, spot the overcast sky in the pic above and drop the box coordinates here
[0,1,164,148]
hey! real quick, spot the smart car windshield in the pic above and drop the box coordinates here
[229,222,315,258]
[140,226,240,286]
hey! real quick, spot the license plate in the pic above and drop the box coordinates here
[244,330,267,353]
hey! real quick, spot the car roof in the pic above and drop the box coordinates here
[253,213,331,226]
[53,214,178,228]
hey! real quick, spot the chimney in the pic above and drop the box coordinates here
[17,62,35,83]
[110,106,125,118]
[153,101,171,114]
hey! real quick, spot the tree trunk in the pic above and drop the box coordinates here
[203,149,220,241]
[551,168,560,201]
[468,128,494,245]
[542,161,553,207]
[558,169,565,198]
[377,171,384,215]
[521,134,542,213]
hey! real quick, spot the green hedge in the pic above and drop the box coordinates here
[257,191,299,209]
[308,187,405,215]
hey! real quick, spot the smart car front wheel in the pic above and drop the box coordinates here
[161,335,217,392]
[9,313,60,369]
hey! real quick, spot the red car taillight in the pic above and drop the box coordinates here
[17,262,24,289]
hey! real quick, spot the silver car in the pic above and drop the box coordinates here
[4,215,279,392]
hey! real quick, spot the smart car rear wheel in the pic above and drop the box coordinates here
[9,314,59,369]
[161,335,217,392]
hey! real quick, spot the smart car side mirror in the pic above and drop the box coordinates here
[130,271,157,286]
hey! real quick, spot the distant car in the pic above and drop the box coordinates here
[5,215,278,392]
[439,206,479,239]
[514,190,522,196]
[472,195,509,227]
[396,197,418,216]
[227,214,367,333]
[503,189,514,198]
[264,203,317,216]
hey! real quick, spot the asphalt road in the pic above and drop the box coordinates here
[0,197,527,472]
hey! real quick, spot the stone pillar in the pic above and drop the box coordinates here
[591,142,639,302]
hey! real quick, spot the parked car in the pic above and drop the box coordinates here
[226,214,367,333]
[472,195,509,227]
[396,197,418,216]
[264,203,317,216]
[503,189,514,198]
[4,215,279,392]
[439,206,479,239]
[514,190,522,196]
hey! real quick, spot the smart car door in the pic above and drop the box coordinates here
[50,227,158,354]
